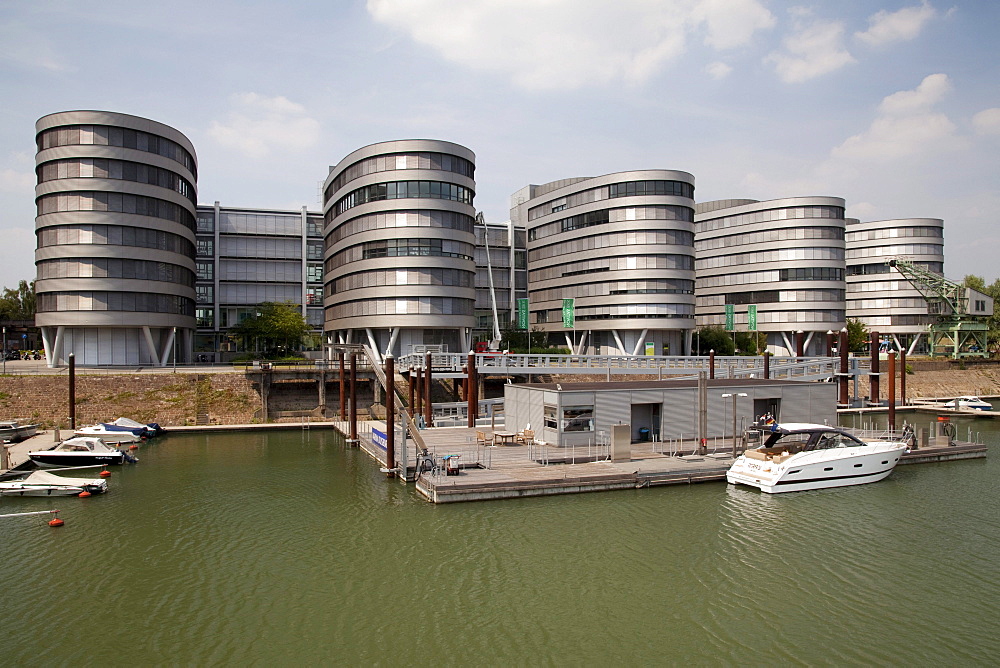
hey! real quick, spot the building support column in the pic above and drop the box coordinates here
[611,330,626,355]
[385,327,400,359]
[141,326,160,367]
[631,329,649,356]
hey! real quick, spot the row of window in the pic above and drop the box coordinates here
[36,224,195,256]
[326,210,475,245]
[695,226,844,251]
[846,244,944,260]
[325,152,474,201]
[326,238,474,270]
[698,289,845,306]
[331,268,474,294]
[851,315,933,327]
[536,304,694,323]
[845,226,942,242]
[528,254,695,282]
[528,205,693,242]
[699,309,845,325]
[529,279,694,303]
[528,230,694,263]
[846,298,929,309]
[36,258,194,286]
[38,158,196,203]
[216,236,303,260]
[328,296,475,318]
[37,192,196,232]
[847,262,942,276]
[528,180,694,221]
[214,211,317,237]
[697,267,845,289]
[847,280,921,292]
[696,247,844,270]
[334,181,474,216]
[695,206,844,233]
[37,291,194,316]
[217,259,304,283]
[219,283,302,305]
[37,125,196,178]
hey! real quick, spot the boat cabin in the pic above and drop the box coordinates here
[747,426,864,462]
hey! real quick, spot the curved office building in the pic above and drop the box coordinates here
[322,140,478,359]
[695,197,846,356]
[846,218,944,354]
[511,171,697,355]
[34,111,197,366]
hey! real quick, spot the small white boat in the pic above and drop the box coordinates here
[29,437,135,468]
[74,424,141,443]
[727,423,908,494]
[0,420,38,442]
[0,470,108,496]
[942,396,992,411]
[111,417,164,437]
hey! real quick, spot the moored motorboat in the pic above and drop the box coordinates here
[74,424,142,443]
[0,420,39,443]
[727,423,908,494]
[111,417,164,437]
[0,470,108,497]
[942,396,992,411]
[28,436,136,468]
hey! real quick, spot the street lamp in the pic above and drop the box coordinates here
[172,327,177,373]
[721,392,748,457]
[2,326,5,376]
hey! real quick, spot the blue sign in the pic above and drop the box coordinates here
[21,334,26,339]
[372,428,387,451]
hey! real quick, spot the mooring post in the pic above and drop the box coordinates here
[407,366,415,418]
[424,351,433,428]
[839,328,849,407]
[338,351,345,420]
[385,355,395,478]
[870,331,880,407]
[795,330,804,359]
[467,351,477,428]
[887,351,896,431]
[68,352,76,430]
[763,351,770,379]
[414,366,422,417]
[709,349,715,380]
[349,352,358,443]
[900,346,907,407]
[826,330,834,357]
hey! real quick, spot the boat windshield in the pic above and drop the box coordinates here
[812,432,861,450]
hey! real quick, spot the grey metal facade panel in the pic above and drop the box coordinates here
[661,389,698,440]
[326,139,476,189]
[595,392,631,436]
[35,110,198,159]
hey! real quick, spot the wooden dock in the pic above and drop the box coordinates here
[334,421,988,503]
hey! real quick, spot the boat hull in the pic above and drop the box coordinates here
[29,452,125,468]
[727,444,907,494]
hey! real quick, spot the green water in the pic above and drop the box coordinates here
[2,416,998,666]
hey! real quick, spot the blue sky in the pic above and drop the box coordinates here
[1,0,998,290]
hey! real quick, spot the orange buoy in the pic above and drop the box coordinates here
[100,470,111,478]
[128,444,139,450]
[78,490,91,498]
[48,518,64,527]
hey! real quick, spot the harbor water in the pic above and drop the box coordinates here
[2,412,998,665]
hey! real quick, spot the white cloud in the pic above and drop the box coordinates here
[705,61,733,79]
[366,0,774,90]
[766,17,855,83]
[0,20,69,71]
[972,108,1000,136]
[0,168,34,194]
[207,93,320,159]
[855,1,937,47]
[832,74,966,161]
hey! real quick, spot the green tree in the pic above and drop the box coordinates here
[694,326,735,355]
[735,331,766,355]
[846,317,869,353]
[0,280,35,321]
[229,302,310,357]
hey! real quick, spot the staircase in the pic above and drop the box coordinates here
[194,375,210,425]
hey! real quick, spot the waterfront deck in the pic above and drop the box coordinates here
[331,421,988,503]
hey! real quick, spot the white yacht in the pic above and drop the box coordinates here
[942,396,992,411]
[727,423,909,494]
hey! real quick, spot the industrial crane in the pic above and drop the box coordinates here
[887,258,993,358]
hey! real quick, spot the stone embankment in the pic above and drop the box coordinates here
[0,363,998,428]
[0,373,259,428]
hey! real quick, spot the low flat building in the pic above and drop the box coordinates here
[504,378,836,447]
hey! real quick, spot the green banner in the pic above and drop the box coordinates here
[516,298,529,330]
[724,304,735,332]
[562,298,575,328]
[747,304,757,331]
